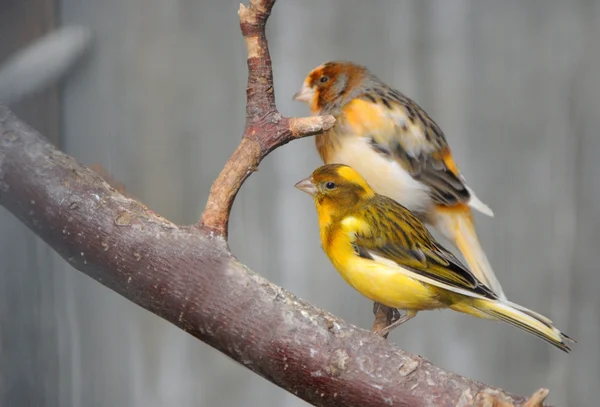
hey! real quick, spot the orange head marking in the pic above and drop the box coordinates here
[293,61,370,113]
[295,164,375,214]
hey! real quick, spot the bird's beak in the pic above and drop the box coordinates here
[294,177,317,196]
[292,83,314,103]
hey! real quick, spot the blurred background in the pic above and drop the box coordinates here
[1,0,599,406]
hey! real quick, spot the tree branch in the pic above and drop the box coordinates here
[0,0,552,406]
[199,0,335,239]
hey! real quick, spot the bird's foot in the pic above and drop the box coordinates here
[374,310,417,337]
[371,303,398,339]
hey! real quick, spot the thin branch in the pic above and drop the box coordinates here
[199,0,334,239]
[0,0,554,406]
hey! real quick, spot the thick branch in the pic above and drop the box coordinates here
[0,112,548,407]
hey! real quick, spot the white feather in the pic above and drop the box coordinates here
[328,137,432,213]
[466,186,494,217]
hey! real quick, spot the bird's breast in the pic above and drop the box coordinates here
[325,136,431,214]
[334,249,443,310]
[320,225,442,311]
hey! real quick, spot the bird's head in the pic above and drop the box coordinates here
[293,61,369,113]
[295,164,375,212]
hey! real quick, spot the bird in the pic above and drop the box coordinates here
[293,61,505,300]
[295,164,573,352]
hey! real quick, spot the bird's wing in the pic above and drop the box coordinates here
[350,84,473,208]
[348,196,498,300]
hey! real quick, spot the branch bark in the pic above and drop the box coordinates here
[0,1,552,406]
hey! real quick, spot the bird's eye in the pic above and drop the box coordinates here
[325,181,336,190]
[320,76,329,83]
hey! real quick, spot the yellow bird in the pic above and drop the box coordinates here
[295,164,573,352]
[294,61,505,300]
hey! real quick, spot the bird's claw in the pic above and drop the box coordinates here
[374,310,418,337]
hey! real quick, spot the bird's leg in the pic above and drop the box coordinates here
[374,310,418,337]
[371,302,401,339]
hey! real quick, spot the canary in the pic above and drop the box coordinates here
[294,61,505,300]
[295,164,573,352]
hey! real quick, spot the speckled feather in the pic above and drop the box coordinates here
[349,194,497,299]
[307,61,467,208]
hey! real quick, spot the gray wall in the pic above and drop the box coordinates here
[1,0,599,406]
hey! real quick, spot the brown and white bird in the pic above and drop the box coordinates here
[293,61,505,299]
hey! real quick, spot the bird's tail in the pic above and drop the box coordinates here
[432,205,507,300]
[456,298,574,353]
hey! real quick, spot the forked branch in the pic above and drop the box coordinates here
[199,0,334,238]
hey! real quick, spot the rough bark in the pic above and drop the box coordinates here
[0,0,552,406]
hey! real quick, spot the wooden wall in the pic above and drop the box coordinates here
[1,0,599,406]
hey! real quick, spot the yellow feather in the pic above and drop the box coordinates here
[330,219,445,310]
[336,167,374,197]
[344,99,395,137]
